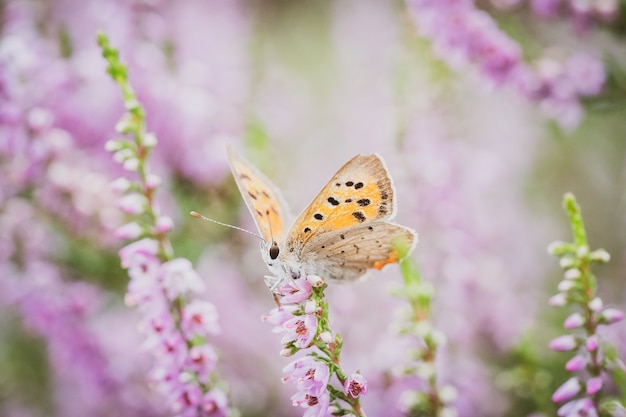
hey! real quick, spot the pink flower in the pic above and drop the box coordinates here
[201,388,228,417]
[557,398,598,417]
[552,377,581,403]
[281,314,318,348]
[283,357,330,398]
[278,279,313,304]
[119,238,159,269]
[564,312,585,329]
[182,300,220,337]
[291,390,331,417]
[601,308,625,324]
[262,305,299,332]
[160,258,204,300]
[586,376,603,395]
[344,373,368,398]
[585,335,599,352]
[565,355,586,372]
[186,345,218,379]
[117,193,146,214]
[114,222,143,239]
[550,335,578,351]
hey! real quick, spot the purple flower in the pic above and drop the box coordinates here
[117,193,146,214]
[600,308,625,325]
[586,376,603,395]
[160,258,205,300]
[119,238,159,269]
[550,335,578,351]
[182,300,220,337]
[557,398,598,417]
[586,335,599,352]
[283,357,330,398]
[187,345,218,379]
[564,312,585,329]
[565,354,586,372]
[564,53,606,97]
[281,314,318,349]
[278,279,313,304]
[262,305,299,332]
[344,373,368,398]
[201,388,228,417]
[552,377,581,402]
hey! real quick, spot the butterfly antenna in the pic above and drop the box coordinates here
[190,211,263,241]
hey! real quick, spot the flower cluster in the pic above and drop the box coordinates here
[405,0,606,129]
[263,276,368,417]
[98,33,229,417]
[392,243,457,417]
[547,193,625,416]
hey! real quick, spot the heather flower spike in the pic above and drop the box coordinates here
[264,275,368,416]
[97,33,231,417]
[547,193,625,414]
[393,241,456,416]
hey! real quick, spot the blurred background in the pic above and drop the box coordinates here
[1,0,626,416]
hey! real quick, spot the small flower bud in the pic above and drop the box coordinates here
[586,376,602,395]
[440,408,458,417]
[304,300,318,314]
[558,280,575,292]
[123,158,139,171]
[155,216,174,233]
[590,249,610,263]
[105,139,124,152]
[588,297,603,312]
[143,132,158,147]
[117,194,146,214]
[601,308,625,325]
[586,335,598,352]
[552,377,581,403]
[114,222,143,239]
[559,256,576,269]
[306,275,325,287]
[115,116,133,133]
[576,245,589,257]
[319,331,333,344]
[113,148,134,163]
[110,177,132,193]
[549,335,578,351]
[564,312,585,329]
[431,330,447,347]
[548,241,570,255]
[146,174,162,189]
[549,293,568,307]
[565,355,586,372]
[279,348,293,357]
[564,268,581,280]
[438,385,457,403]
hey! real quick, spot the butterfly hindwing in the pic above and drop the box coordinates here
[284,154,395,256]
[298,221,416,281]
[226,146,289,243]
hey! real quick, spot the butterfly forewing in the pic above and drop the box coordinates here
[284,154,396,255]
[226,146,289,243]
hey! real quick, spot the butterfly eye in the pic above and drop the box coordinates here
[269,242,279,260]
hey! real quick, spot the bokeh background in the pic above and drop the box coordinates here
[1,0,626,416]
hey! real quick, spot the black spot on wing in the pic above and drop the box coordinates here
[356,198,371,207]
[314,213,324,220]
[304,227,311,233]
[248,191,257,199]
[327,197,340,206]
[352,211,366,222]
[346,181,354,187]
[354,182,364,189]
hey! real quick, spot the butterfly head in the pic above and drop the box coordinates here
[269,241,280,260]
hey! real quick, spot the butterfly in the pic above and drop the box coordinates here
[226,146,417,292]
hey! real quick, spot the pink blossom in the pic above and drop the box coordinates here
[283,357,330,398]
[564,312,585,329]
[201,388,228,417]
[278,279,313,304]
[119,238,159,269]
[586,335,599,352]
[186,345,218,379]
[262,305,299,332]
[114,222,143,239]
[557,398,598,417]
[281,314,318,348]
[565,354,586,372]
[552,377,581,402]
[601,308,625,324]
[182,300,220,337]
[117,193,146,214]
[291,390,331,417]
[586,376,603,395]
[550,335,578,351]
[344,373,368,398]
[160,258,205,300]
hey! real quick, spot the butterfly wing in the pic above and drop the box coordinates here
[283,153,416,281]
[227,146,290,243]
[298,221,417,281]
[284,154,396,254]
